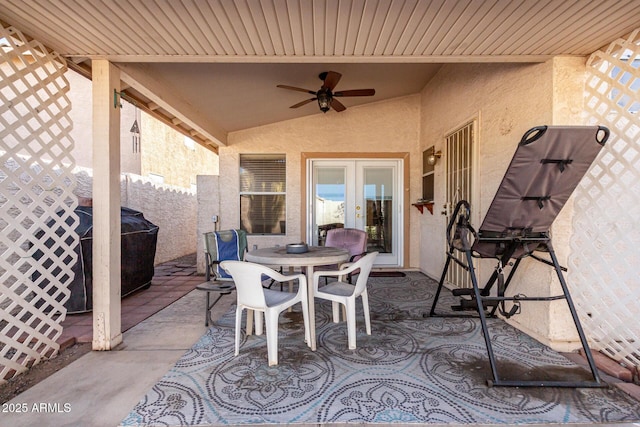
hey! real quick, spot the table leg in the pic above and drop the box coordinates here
[306,265,316,351]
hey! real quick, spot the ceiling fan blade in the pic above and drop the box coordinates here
[322,71,342,90]
[290,98,316,108]
[333,89,376,97]
[330,98,346,112]
[277,85,316,95]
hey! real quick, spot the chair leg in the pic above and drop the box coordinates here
[346,299,357,350]
[332,302,341,323]
[331,302,348,323]
[265,309,279,366]
[204,290,211,327]
[288,273,294,313]
[205,253,211,281]
[246,309,254,336]
[300,300,311,348]
[254,311,264,336]
[235,306,243,356]
[361,290,371,335]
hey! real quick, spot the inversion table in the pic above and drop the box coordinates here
[429,125,609,388]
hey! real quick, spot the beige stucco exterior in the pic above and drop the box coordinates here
[141,115,219,188]
[212,94,422,263]
[418,58,588,350]
[67,69,140,174]
[67,69,219,266]
[198,57,591,351]
[67,68,218,189]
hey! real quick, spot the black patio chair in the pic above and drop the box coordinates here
[429,125,609,388]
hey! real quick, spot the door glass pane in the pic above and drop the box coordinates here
[315,167,345,246]
[364,167,393,254]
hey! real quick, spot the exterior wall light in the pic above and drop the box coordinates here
[427,150,442,166]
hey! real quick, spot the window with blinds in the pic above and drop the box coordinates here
[239,154,286,234]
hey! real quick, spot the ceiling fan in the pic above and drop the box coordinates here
[277,71,375,113]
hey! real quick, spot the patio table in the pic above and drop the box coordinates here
[245,245,349,350]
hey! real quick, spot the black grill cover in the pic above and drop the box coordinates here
[35,206,159,314]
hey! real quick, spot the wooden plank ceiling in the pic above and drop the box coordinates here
[1,0,639,149]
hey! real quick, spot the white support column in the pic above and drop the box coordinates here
[91,60,122,350]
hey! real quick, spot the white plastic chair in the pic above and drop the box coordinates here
[312,252,378,350]
[220,260,310,366]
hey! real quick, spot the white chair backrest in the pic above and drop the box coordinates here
[352,252,378,294]
[220,261,267,308]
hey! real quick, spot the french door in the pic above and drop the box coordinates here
[308,159,403,267]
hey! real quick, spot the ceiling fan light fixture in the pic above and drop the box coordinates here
[277,71,374,113]
[317,89,331,113]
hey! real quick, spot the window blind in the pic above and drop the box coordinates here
[239,154,286,234]
[240,154,286,193]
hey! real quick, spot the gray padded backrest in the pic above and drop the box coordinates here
[478,125,607,235]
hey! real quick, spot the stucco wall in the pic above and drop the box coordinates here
[74,168,197,265]
[67,68,219,189]
[196,95,422,272]
[66,69,217,266]
[418,58,587,350]
[196,174,220,273]
[66,69,140,174]
[195,60,588,350]
[141,112,219,188]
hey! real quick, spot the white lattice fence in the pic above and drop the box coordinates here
[571,29,640,368]
[0,25,77,383]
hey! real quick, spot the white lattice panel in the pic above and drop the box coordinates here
[0,24,77,383]
[571,29,640,368]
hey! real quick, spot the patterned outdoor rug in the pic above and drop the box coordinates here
[122,272,640,426]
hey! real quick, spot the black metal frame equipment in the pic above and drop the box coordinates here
[429,125,609,388]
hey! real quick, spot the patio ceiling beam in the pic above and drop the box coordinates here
[67,60,221,154]
[116,88,220,154]
[117,62,227,150]
[69,54,554,64]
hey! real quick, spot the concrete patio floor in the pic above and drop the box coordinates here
[2,272,234,427]
[2,259,639,427]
